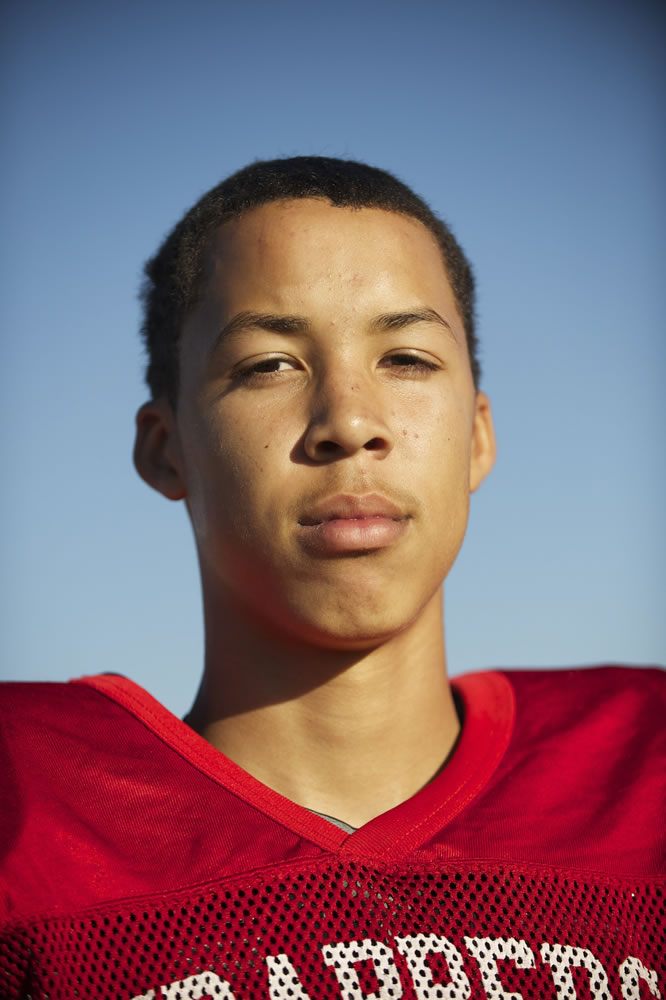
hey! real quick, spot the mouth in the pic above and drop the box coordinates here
[298,493,407,526]
[297,493,410,556]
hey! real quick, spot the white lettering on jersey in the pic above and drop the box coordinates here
[464,936,536,1000]
[266,953,315,999]
[128,973,236,1000]
[125,940,659,1000]
[394,933,471,1000]
[619,957,662,1000]
[322,938,404,999]
[540,944,612,1000]
[162,972,235,998]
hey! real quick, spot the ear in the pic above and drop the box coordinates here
[133,399,186,501]
[469,391,496,493]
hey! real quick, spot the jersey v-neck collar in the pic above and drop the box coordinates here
[75,670,514,861]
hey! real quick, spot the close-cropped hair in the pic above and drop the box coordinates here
[140,156,480,406]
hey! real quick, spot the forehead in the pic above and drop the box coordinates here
[199,198,456,313]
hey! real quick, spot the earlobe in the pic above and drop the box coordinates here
[133,399,187,501]
[469,391,496,493]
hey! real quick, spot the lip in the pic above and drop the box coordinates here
[298,493,407,526]
[298,493,410,556]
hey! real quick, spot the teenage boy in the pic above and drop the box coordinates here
[1,157,663,1000]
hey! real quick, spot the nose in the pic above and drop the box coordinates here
[302,372,393,462]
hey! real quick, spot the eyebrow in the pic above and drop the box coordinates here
[371,308,456,339]
[215,307,457,347]
[218,311,310,341]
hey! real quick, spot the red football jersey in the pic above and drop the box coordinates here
[0,667,664,1000]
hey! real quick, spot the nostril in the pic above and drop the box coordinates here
[364,437,385,451]
[318,440,340,454]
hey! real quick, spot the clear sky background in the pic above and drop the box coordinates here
[2,0,664,716]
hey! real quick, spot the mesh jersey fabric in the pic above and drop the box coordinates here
[0,666,664,1000]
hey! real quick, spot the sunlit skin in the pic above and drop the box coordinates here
[134,199,495,827]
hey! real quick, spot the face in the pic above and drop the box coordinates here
[136,199,495,649]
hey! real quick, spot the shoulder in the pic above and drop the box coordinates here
[498,663,665,733]
[457,663,665,782]
[495,664,665,757]
[497,664,665,817]
[1,676,104,713]
[501,662,665,693]
[0,676,150,797]
[469,665,666,872]
[0,676,128,747]
[0,677,182,923]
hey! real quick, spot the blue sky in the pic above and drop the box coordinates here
[2,0,664,714]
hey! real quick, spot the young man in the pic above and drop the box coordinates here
[1,158,664,999]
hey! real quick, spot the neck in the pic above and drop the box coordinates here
[185,587,459,829]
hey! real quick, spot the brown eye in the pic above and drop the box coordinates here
[248,359,288,374]
[234,356,300,382]
[380,353,440,374]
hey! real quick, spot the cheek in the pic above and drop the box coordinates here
[411,396,473,472]
[183,411,286,537]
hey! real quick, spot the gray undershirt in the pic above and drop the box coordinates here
[309,809,357,834]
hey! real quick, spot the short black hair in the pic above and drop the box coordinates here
[140,156,479,405]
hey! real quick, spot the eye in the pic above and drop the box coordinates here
[233,355,301,382]
[379,352,442,375]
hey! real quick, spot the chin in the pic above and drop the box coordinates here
[217,552,446,650]
[269,595,432,652]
